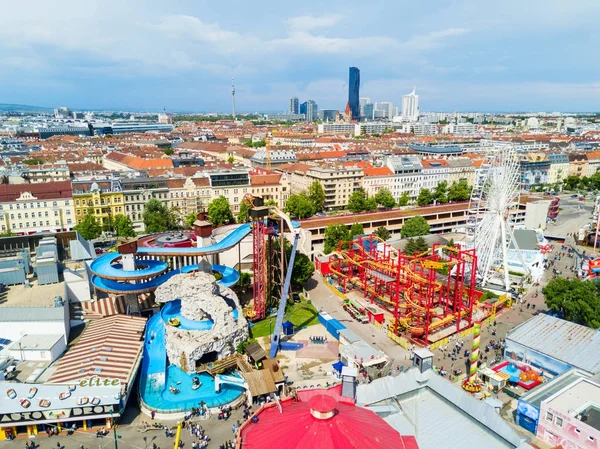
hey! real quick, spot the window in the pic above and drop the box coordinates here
[589,436,595,442]
[546,412,553,422]
[33,221,36,227]
[575,428,581,434]
[52,201,57,207]
[76,200,80,206]
[555,417,563,427]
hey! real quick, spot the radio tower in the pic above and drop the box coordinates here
[231,78,236,119]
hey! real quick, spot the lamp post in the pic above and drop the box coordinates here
[108,411,119,449]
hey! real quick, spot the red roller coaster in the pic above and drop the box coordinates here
[328,235,507,345]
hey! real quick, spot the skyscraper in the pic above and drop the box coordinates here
[402,87,419,121]
[305,100,318,122]
[359,97,371,118]
[289,97,299,114]
[348,67,360,121]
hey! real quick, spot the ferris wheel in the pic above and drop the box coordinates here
[467,145,527,290]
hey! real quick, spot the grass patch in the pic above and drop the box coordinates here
[250,299,319,338]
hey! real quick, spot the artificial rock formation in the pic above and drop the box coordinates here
[155,271,249,373]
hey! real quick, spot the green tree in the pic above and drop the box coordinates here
[543,278,600,328]
[207,196,234,226]
[564,175,581,190]
[143,199,172,233]
[113,214,136,237]
[291,252,315,285]
[74,210,102,240]
[404,236,429,255]
[350,223,364,237]
[185,212,198,228]
[227,156,235,163]
[448,180,472,202]
[417,188,433,206]
[375,226,391,241]
[308,180,325,212]
[401,216,431,238]
[22,158,44,165]
[237,271,252,292]
[323,224,351,254]
[285,193,315,219]
[397,191,411,207]
[433,181,449,204]
[374,188,396,209]
[265,199,277,207]
[102,215,114,233]
[163,148,174,155]
[237,202,250,223]
[347,188,368,213]
[365,196,378,212]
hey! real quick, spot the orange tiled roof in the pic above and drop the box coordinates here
[363,167,393,176]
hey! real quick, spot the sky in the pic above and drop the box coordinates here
[0,0,599,113]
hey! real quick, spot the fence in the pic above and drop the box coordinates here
[387,330,410,349]
[323,276,348,300]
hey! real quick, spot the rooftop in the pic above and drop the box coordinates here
[49,315,146,385]
[506,314,600,375]
[8,334,63,351]
[546,378,600,431]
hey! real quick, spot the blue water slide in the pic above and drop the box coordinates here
[137,223,253,256]
[91,263,240,294]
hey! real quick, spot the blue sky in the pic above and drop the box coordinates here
[1,0,599,112]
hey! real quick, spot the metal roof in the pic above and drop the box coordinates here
[506,314,600,374]
[357,369,526,449]
[9,334,63,351]
[510,229,540,251]
[0,307,65,322]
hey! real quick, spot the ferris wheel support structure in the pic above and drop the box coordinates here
[467,145,528,291]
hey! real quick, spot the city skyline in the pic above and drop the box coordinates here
[0,0,599,112]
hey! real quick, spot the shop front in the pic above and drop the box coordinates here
[0,383,121,440]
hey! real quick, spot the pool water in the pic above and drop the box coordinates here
[139,313,244,412]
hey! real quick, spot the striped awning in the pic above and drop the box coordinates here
[49,315,147,386]
[81,297,127,317]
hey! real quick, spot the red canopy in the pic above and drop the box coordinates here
[239,396,418,449]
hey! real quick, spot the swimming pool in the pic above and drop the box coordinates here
[139,313,244,412]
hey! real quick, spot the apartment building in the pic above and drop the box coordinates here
[520,153,550,187]
[0,181,75,235]
[586,150,600,175]
[385,155,423,202]
[121,177,171,232]
[567,153,588,177]
[72,179,124,228]
[447,158,476,185]
[546,153,569,185]
[420,159,450,191]
[362,167,395,199]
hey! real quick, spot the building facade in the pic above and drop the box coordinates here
[289,97,299,114]
[0,181,75,235]
[72,180,125,228]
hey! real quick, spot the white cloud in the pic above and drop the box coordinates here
[287,14,344,31]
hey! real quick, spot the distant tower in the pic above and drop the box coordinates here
[402,87,419,121]
[231,78,236,119]
[348,67,360,121]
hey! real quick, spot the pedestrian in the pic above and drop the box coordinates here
[56,442,61,449]
[151,410,156,420]
[232,424,237,434]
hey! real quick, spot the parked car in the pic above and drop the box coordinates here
[95,247,103,255]
[292,292,301,303]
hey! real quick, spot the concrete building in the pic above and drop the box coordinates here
[374,102,394,119]
[520,153,550,188]
[537,376,600,448]
[121,177,171,232]
[402,87,419,121]
[0,181,75,235]
[317,123,355,134]
[7,334,66,362]
[447,158,476,185]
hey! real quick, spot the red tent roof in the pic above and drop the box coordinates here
[238,393,418,449]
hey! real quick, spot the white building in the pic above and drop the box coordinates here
[402,87,419,121]
[385,155,424,202]
[374,102,394,119]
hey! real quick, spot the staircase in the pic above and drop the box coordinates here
[196,354,253,376]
